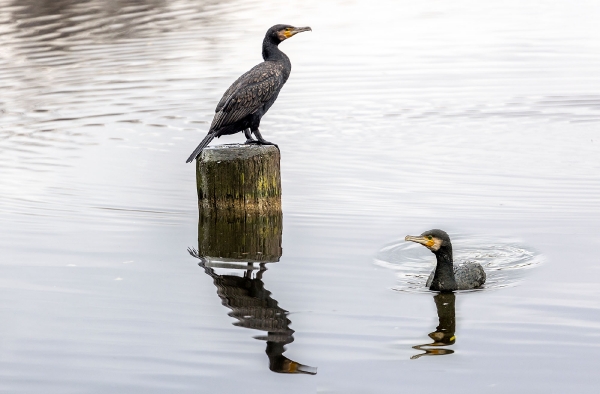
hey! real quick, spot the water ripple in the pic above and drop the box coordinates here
[375,234,544,293]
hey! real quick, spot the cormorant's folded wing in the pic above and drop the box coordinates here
[210,62,286,131]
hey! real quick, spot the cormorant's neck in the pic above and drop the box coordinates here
[262,37,289,64]
[430,246,457,291]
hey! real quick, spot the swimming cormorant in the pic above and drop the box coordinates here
[186,24,311,163]
[405,229,486,291]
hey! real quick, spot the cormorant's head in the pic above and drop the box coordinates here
[266,24,312,44]
[405,229,451,253]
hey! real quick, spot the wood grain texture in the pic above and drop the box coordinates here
[196,144,281,213]
[196,143,282,262]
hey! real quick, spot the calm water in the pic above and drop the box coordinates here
[1,0,600,392]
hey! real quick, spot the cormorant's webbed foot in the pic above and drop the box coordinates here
[252,129,279,149]
[257,140,279,149]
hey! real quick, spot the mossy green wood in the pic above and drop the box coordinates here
[195,144,282,262]
[196,144,281,212]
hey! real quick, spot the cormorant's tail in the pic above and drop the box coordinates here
[186,132,215,163]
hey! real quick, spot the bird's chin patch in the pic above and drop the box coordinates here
[278,31,290,41]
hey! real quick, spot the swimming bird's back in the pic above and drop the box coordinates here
[454,262,486,290]
[426,261,486,290]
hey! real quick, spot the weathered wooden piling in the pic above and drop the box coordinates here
[195,144,282,263]
[196,144,281,213]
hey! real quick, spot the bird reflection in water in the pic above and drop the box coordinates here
[189,249,316,375]
[411,292,456,360]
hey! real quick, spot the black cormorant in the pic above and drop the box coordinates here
[405,229,486,291]
[186,24,311,163]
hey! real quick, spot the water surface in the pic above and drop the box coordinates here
[1,0,600,393]
[376,234,544,292]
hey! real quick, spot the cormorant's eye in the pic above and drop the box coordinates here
[427,235,433,240]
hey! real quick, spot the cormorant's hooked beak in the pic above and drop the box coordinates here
[405,235,435,249]
[288,26,312,37]
[405,234,444,251]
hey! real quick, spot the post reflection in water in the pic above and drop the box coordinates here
[411,292,456,360]
[189,210,317,375]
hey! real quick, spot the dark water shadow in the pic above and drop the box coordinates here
[9,0,223,40]
[188,209,316,375]
[189,253,316,375]
[411,292,456,360]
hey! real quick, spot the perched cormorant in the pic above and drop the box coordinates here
[405,229,486,291]
[186,24,311,163]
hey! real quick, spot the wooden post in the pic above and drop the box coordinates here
[196,144,281,213]
[196,144,282,263]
